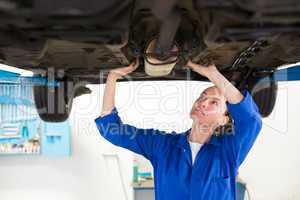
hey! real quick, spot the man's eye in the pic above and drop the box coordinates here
[211,100,218,105]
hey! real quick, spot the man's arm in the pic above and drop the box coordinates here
[186,60,243,104]
[95,107,172,164]
[186,60,262,166]
[225,90,262,166]
[101,60,139,116]
[95,59,172,164]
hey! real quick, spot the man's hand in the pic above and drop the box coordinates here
[186,60,244,104]
[186,60,218,78]
[109,58,139,80]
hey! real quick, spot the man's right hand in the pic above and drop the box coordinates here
[108,58,139,80]
[186,60,218,78]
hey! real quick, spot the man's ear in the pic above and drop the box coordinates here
[221,115,229,126]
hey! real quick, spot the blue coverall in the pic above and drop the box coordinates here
[95,90,262,200]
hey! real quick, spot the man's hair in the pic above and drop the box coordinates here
[214,110,233,136]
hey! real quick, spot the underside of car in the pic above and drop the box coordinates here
[0,0,299,122]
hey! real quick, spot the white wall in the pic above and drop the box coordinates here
[239,81,300,200]
[0,81,299,200]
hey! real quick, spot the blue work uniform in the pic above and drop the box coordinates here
[94,90,262,200]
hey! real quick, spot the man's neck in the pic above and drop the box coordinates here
[188,122,213,144]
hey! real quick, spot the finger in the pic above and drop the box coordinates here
[129,58,139,68]
[127,58,139,72]
[123,65,136,74]
[185,61,196,70]
[133,58,139,69]
[186,60,198,68]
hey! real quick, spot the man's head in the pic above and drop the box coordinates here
[190,86,230,132]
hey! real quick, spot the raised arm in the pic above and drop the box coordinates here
[101,59,139,116]
[95,59,172,164]
[186,60,262,166]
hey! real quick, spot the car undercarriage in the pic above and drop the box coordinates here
[0,0,299,121]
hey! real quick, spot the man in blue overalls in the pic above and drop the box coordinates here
[95,59,262,200]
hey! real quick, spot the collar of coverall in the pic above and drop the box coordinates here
[174,128,221,149]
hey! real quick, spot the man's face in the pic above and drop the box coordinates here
[190,86,228,129]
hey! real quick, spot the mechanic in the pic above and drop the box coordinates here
[95,58,262,200]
